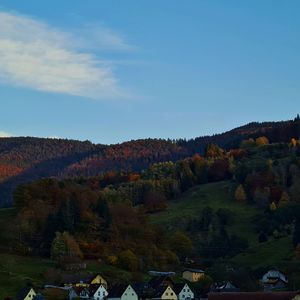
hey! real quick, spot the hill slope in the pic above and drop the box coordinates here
[0,118,300,206]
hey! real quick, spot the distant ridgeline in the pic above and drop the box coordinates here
[0,118,300,207]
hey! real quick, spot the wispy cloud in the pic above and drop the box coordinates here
[0,11,133,99]
[74,23,137,52]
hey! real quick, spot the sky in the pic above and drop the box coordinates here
[0,0,299,144]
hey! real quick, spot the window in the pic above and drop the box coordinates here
[171,293,174,296]
[166,293,169,296]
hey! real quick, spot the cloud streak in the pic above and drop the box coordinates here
[0,11,132,99]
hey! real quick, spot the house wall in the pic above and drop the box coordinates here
[162,286,177,300]
[92,285,108,300]
[182,271,204,282]
[178,284,194,300]
[121,285,138,300]
[24,289,36,300]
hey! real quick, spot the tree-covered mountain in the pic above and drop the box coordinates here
[1,131,300,292]
[0,117,299,206]
[1,118,300,296]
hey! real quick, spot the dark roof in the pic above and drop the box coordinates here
[148,276,174,289]
[183,268,205,273]
[132,283,149,296]
[211,281,240,292]
[173,283,186,294]
[153,286,169,298]
[208,291,299,300]
[16,287,34,300]
[88,284,105,295]
[33,295,45,300]
[71,286,88,295]
[109,284,130,298]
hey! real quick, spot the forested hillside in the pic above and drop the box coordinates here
[1,121,300,295]
[0,117,300,207]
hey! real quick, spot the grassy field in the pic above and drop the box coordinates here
[150,180,300,284]
[151,181,260,245]
[0,253,56,299]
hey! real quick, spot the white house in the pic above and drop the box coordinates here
[108,284,138,300]
[152,286,177,300]
[173,283,194,300]
[89,284,109,300]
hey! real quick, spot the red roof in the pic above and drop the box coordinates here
[208,291,299,300]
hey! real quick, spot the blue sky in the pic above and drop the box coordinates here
[0,0,299,144]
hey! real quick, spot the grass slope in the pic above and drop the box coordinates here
[151,181,259,244]
[0,253,55,299]
[151,181,299,276]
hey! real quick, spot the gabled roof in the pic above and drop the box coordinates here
[212,281,240,292]
[261,270,288,284]
[109,284,133,298]
[71,285,86,294]
[153,286,173,298]
[16,287,35,300]
[208,291,299,300]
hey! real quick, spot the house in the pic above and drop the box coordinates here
[16,287,36,300]
[152,286,177,300]
[108,284,138,300]
[173,283,194,300]
[69,286,90,299]
[260,270,288,291]
[208,291,299,300]
[89,284,109,300]
[182,269,205,282]
[62,273,108,289]
[210,282,240,293]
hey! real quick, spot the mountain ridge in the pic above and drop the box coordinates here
[0,118,299,207]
